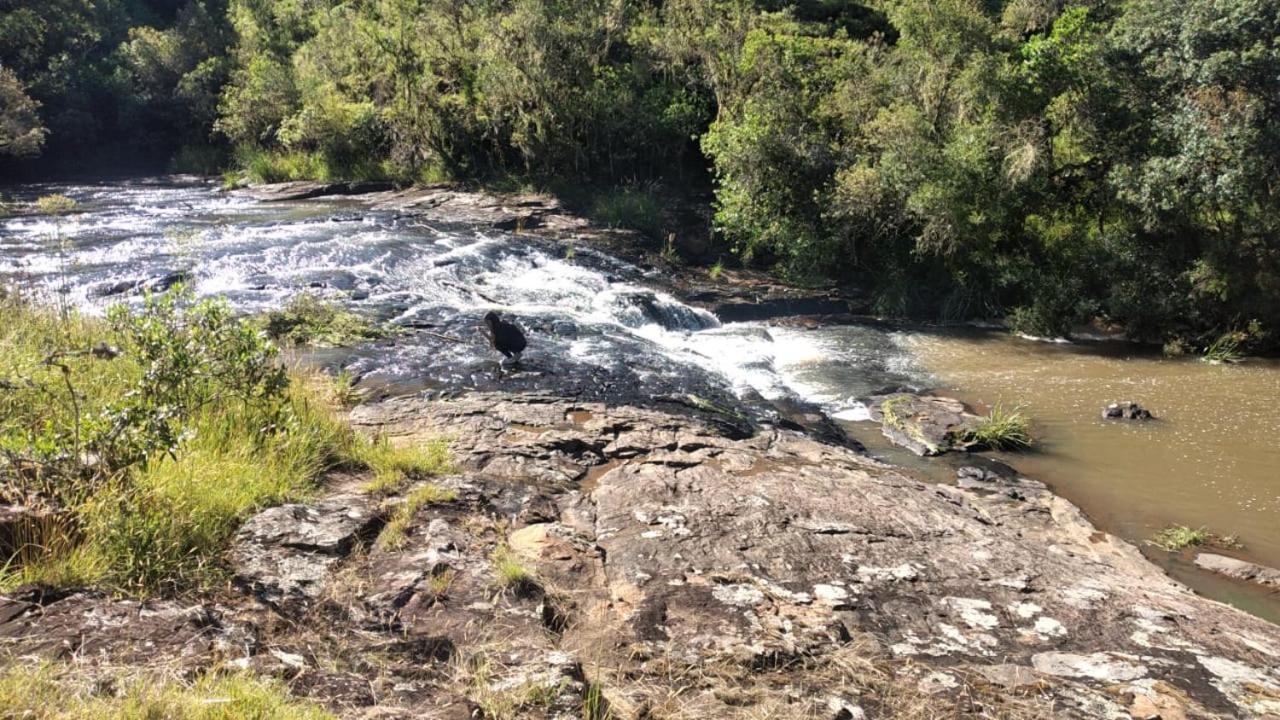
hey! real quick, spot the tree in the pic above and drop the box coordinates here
[0,66,45,157]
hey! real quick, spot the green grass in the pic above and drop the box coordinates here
[586,185,664,238]
[359,436,453,496]
[376,482,459,550]
[0,295,444,595]
[234,147,395,185]
[261,294,389,347]
[0,664,335,719]
[490,543,533,589]
[0,302,358,593]
[1148,525,1243,552]
[708,258,724,280]
[964,403,1034,451]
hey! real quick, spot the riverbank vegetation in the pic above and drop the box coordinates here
[1149,525,1243,553]
[3,1,1278,353]
[0,289,448,595]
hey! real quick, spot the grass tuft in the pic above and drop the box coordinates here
[1148,525,1243,552]
[490,543,534,590]
[708,259,724,280]
[0,664,335,719]
[359,437,453,496]
[376,482,459,550]
[964,403,1033,451]
[1202,332,1245,364]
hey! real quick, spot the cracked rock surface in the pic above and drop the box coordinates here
[3,392,1279,719]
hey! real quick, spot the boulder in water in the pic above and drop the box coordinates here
[1101,402,1152,420]
[869,393,982,456]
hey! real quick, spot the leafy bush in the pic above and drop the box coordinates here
[0,293,364,593]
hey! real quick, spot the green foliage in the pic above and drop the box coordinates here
[360,437,454,496]
[0,66,45,157]
[0,664,335,720]
[7,0,1280,348]
[1147,525,1242,553]
[0,294,357,594]
[964,404,1034,451]
[261,294,389,347]
[490,543,534,590]
[0,0,233,171]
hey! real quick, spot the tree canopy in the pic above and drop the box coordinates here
[2,0,1277,351]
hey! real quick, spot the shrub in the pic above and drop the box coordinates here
[0,293,359,594]
[261,294,388,347]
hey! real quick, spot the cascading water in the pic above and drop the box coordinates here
[0,178,925,415]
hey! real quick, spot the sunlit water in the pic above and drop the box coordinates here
[4,179,1277,620]
[0,179,911,413]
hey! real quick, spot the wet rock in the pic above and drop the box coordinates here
[1102,401,1153,420]
[713,296,854,323]
[241,180,398,202]
[955,466,1048,501]
[868,393,981,455]
[1194,553,1280,588]
[145,270,190,293]
[230,492,383,614]
[88,278,143,298]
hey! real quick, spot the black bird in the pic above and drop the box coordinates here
[483,311,527,365]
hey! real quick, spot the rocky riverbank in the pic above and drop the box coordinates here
[3,180,1278,719]
[4,391,1279,718]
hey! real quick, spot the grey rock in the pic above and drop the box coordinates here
[868,393,981,455]
[345,392,1280,718]
[1195,553,1280,588]
[230,492,383,613]
[0,588,249,666]
[1102,401,1153,420]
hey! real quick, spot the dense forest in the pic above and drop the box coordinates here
[2,0,1278,350]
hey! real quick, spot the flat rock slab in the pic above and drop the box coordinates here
[240,181,398,202]
[347,392,1280,719]
[231,492,383,613]
[1195,553,1280,588]
[0,588,247,666]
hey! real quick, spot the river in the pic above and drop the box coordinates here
[2,178,1277,622]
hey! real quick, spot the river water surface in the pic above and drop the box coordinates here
[3,178,1277,621]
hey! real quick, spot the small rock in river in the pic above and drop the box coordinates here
[1102,401,1153,420]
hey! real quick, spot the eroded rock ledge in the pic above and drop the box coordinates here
[3,393,1279,719]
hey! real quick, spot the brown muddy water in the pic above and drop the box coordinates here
[892,330,1280,622]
